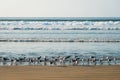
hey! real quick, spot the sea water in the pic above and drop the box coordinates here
[0,17,120,58]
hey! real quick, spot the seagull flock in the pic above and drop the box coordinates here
[0,55,120,66]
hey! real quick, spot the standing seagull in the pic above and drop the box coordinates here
[72,56,79,65]
[89,56,96,65]
[106,56,111,65]
[99,56,103,65]
[58,56,64,65]
[113,57,117,64]
[44,56,48,66]
[11,58,17,66]
[3,57,9,65]
[81,57,85,65]
[50,57,57,66]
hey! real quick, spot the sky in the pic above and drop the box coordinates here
[0,0,120,17]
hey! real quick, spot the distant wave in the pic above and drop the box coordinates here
[0,38,120,42]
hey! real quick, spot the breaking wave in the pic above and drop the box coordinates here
[0,21,120,30]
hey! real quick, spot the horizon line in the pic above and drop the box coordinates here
[0,17,120,21]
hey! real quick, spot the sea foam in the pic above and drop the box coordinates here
[0,21,120,30]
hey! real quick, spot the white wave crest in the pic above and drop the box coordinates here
[0,21,120,30]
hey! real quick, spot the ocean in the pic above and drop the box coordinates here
[0,17,120,58]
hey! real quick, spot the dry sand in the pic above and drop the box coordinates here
[0,65,120,80]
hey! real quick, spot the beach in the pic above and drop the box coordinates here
[0,65,120,80]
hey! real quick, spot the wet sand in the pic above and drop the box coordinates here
[0,65,120,80]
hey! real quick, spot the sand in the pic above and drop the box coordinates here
[0,65,120,80]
